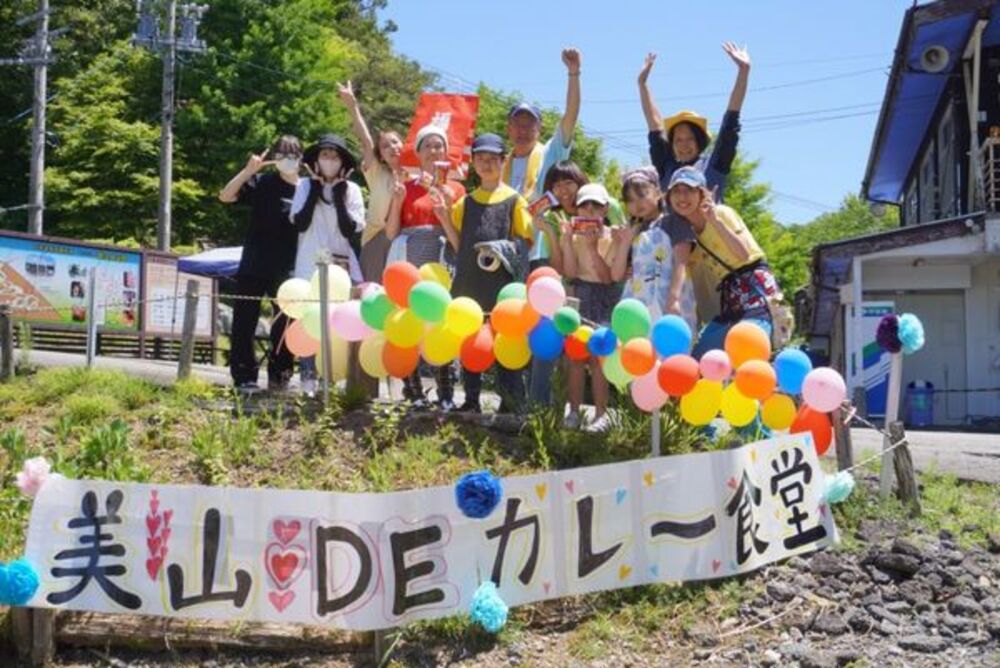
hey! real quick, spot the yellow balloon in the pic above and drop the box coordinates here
[720,383,759,427]
[419,262,453,291]
[494,333,531,370]
[762,393,797,430]
[446,297,484,337]
[574,324,594,344]
[359,334,388,379]
[679,379,723,426]
[276,278,312,320]
[384,308,424,348]
[309,264,352,302]
[316,334,349,382]
[423,323,463,366]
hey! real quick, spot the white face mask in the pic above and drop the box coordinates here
[276,158,300,175]
[318,157,342,178]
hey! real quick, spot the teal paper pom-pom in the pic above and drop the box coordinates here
[0,559,40,606]
[898,313,925,355]
[822,471,856,504]
[470,581,508,633]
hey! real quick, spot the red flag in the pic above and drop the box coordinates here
[400,93,479,178]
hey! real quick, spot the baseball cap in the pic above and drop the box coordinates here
[575,183,610,207]
[666,166,707,191]
[471,133,506,155]
[508,103,542,122]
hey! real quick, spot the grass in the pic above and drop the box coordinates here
[0,366,996,664]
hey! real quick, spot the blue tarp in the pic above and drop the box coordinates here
[177,246,242,278]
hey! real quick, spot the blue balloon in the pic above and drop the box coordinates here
[587,326,618,357]
[651,315,692,358]
[528,318,564,361]
[774,348,813,395]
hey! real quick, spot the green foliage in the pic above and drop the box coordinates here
[61,393,122,425]
[73,419,149,481]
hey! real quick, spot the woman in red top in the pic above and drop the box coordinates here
[385,124,466,410]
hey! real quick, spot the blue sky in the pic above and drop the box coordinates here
[379,0,912,225]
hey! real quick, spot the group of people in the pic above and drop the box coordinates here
[222,44,787,431]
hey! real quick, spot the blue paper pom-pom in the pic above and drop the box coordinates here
[822,471,856,505]
[470,581,508,633]
[898,313,925,355]
[455,470,503,519]
[0,559,40,606]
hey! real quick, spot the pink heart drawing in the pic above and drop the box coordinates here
[711,560,721,573]
[264,543,307,590]
[150,494,159,515]
[147,536,161,555]
[273,519,302,546]
[160,527,172,546]
[564,480,575,494]
[146,556,163,581]
[726,477,738,490]
[163,509,173,527]
[542,582,551,594]
[268,590,295,613]
[145,514,160,535]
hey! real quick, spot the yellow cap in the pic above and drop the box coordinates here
[662,111,712,142]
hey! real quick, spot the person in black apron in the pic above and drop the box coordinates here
[437,134,535,414]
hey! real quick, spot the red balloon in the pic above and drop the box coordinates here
[526,266,560,289]
[460,325,495,373]
[382,341,420,378]
[564,334,590,362]
[383,261,421,308]
[657,354,700,397]
[790,405,833,456]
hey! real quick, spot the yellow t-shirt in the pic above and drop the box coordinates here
[450,184,533,242]
[361,161,396,245]
[569,229,615,283]
[688,205,765,323]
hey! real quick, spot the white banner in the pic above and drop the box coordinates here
[23,434,837,630]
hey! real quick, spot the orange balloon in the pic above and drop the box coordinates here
[657,354,700,397]
[490,298,540,337]
[724,321,772,368]
[621,338,655,376]
[790,405,833,456]
[382,341,420,378]
[734,359,777,400]
[284,319,320,357]
[526,266,560,289]
[460,325,495,373]
[564,334,590,362]
[382,261,421,308]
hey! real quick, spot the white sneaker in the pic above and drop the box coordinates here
[300,378,317,398]
[586,413,612,433]
[563,410,582,430]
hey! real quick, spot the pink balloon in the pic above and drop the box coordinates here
[329,300,372,342]
[699,349,732,382]
[801,367,847,413]
[527,276,566,317]
[285,319,320,357]
[630,364,669,412]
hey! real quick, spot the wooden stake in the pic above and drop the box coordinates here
[889,421,921,517]
[31,609,55,666]
[177,279,199,380]
[833,405,853,471]
[0,304,14,381]
[11,607,32,660]
[879,353,903,497]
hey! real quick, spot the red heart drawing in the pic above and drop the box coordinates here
[150,495,159,515]
[268,590,295,613]
[264,544,307,590]
[273,519,301,546]
[542,582,551,594]
[712,560,721,573]
[146,514,160,535]
[146,556,162,580]
[564,480,575,494]
[147,536,161,555]
[163,510,173,527]
[160,545,168,559]
[160,527,172,545]
[726,477,737,490]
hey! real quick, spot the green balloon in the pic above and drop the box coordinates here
[611,298,651,342]
[409,280,451,323]
[497,282,527,302]
[602,349,633,390]
[553,306,581,335]
[361,289,395,330]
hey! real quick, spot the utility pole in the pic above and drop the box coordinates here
[1,0,57,236]
[134,1,207,253]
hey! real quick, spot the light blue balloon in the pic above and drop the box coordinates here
[528,318,564,361]
[587,327,618,357]
[651,315,692,358]
[774,348,812,395]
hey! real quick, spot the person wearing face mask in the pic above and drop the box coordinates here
[384,124,466,409]
[290,134,366,396]
[218,134,303,392]
[338,80,405,283]
[637,43,750,197]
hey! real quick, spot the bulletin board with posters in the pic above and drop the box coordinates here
[142,253,215,339]
[0,231,141,331]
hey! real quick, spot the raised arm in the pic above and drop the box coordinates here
[559,48,582,146]
[723,42,751,113]
[700,189,752,264]
[219,148,272,203]
[337,81,378,171]
[609,225,635,283]
[667,242,692,315]
[385,180,406,240]
[638,53,662,132]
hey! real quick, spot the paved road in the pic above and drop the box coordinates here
[17,349,1000,483]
